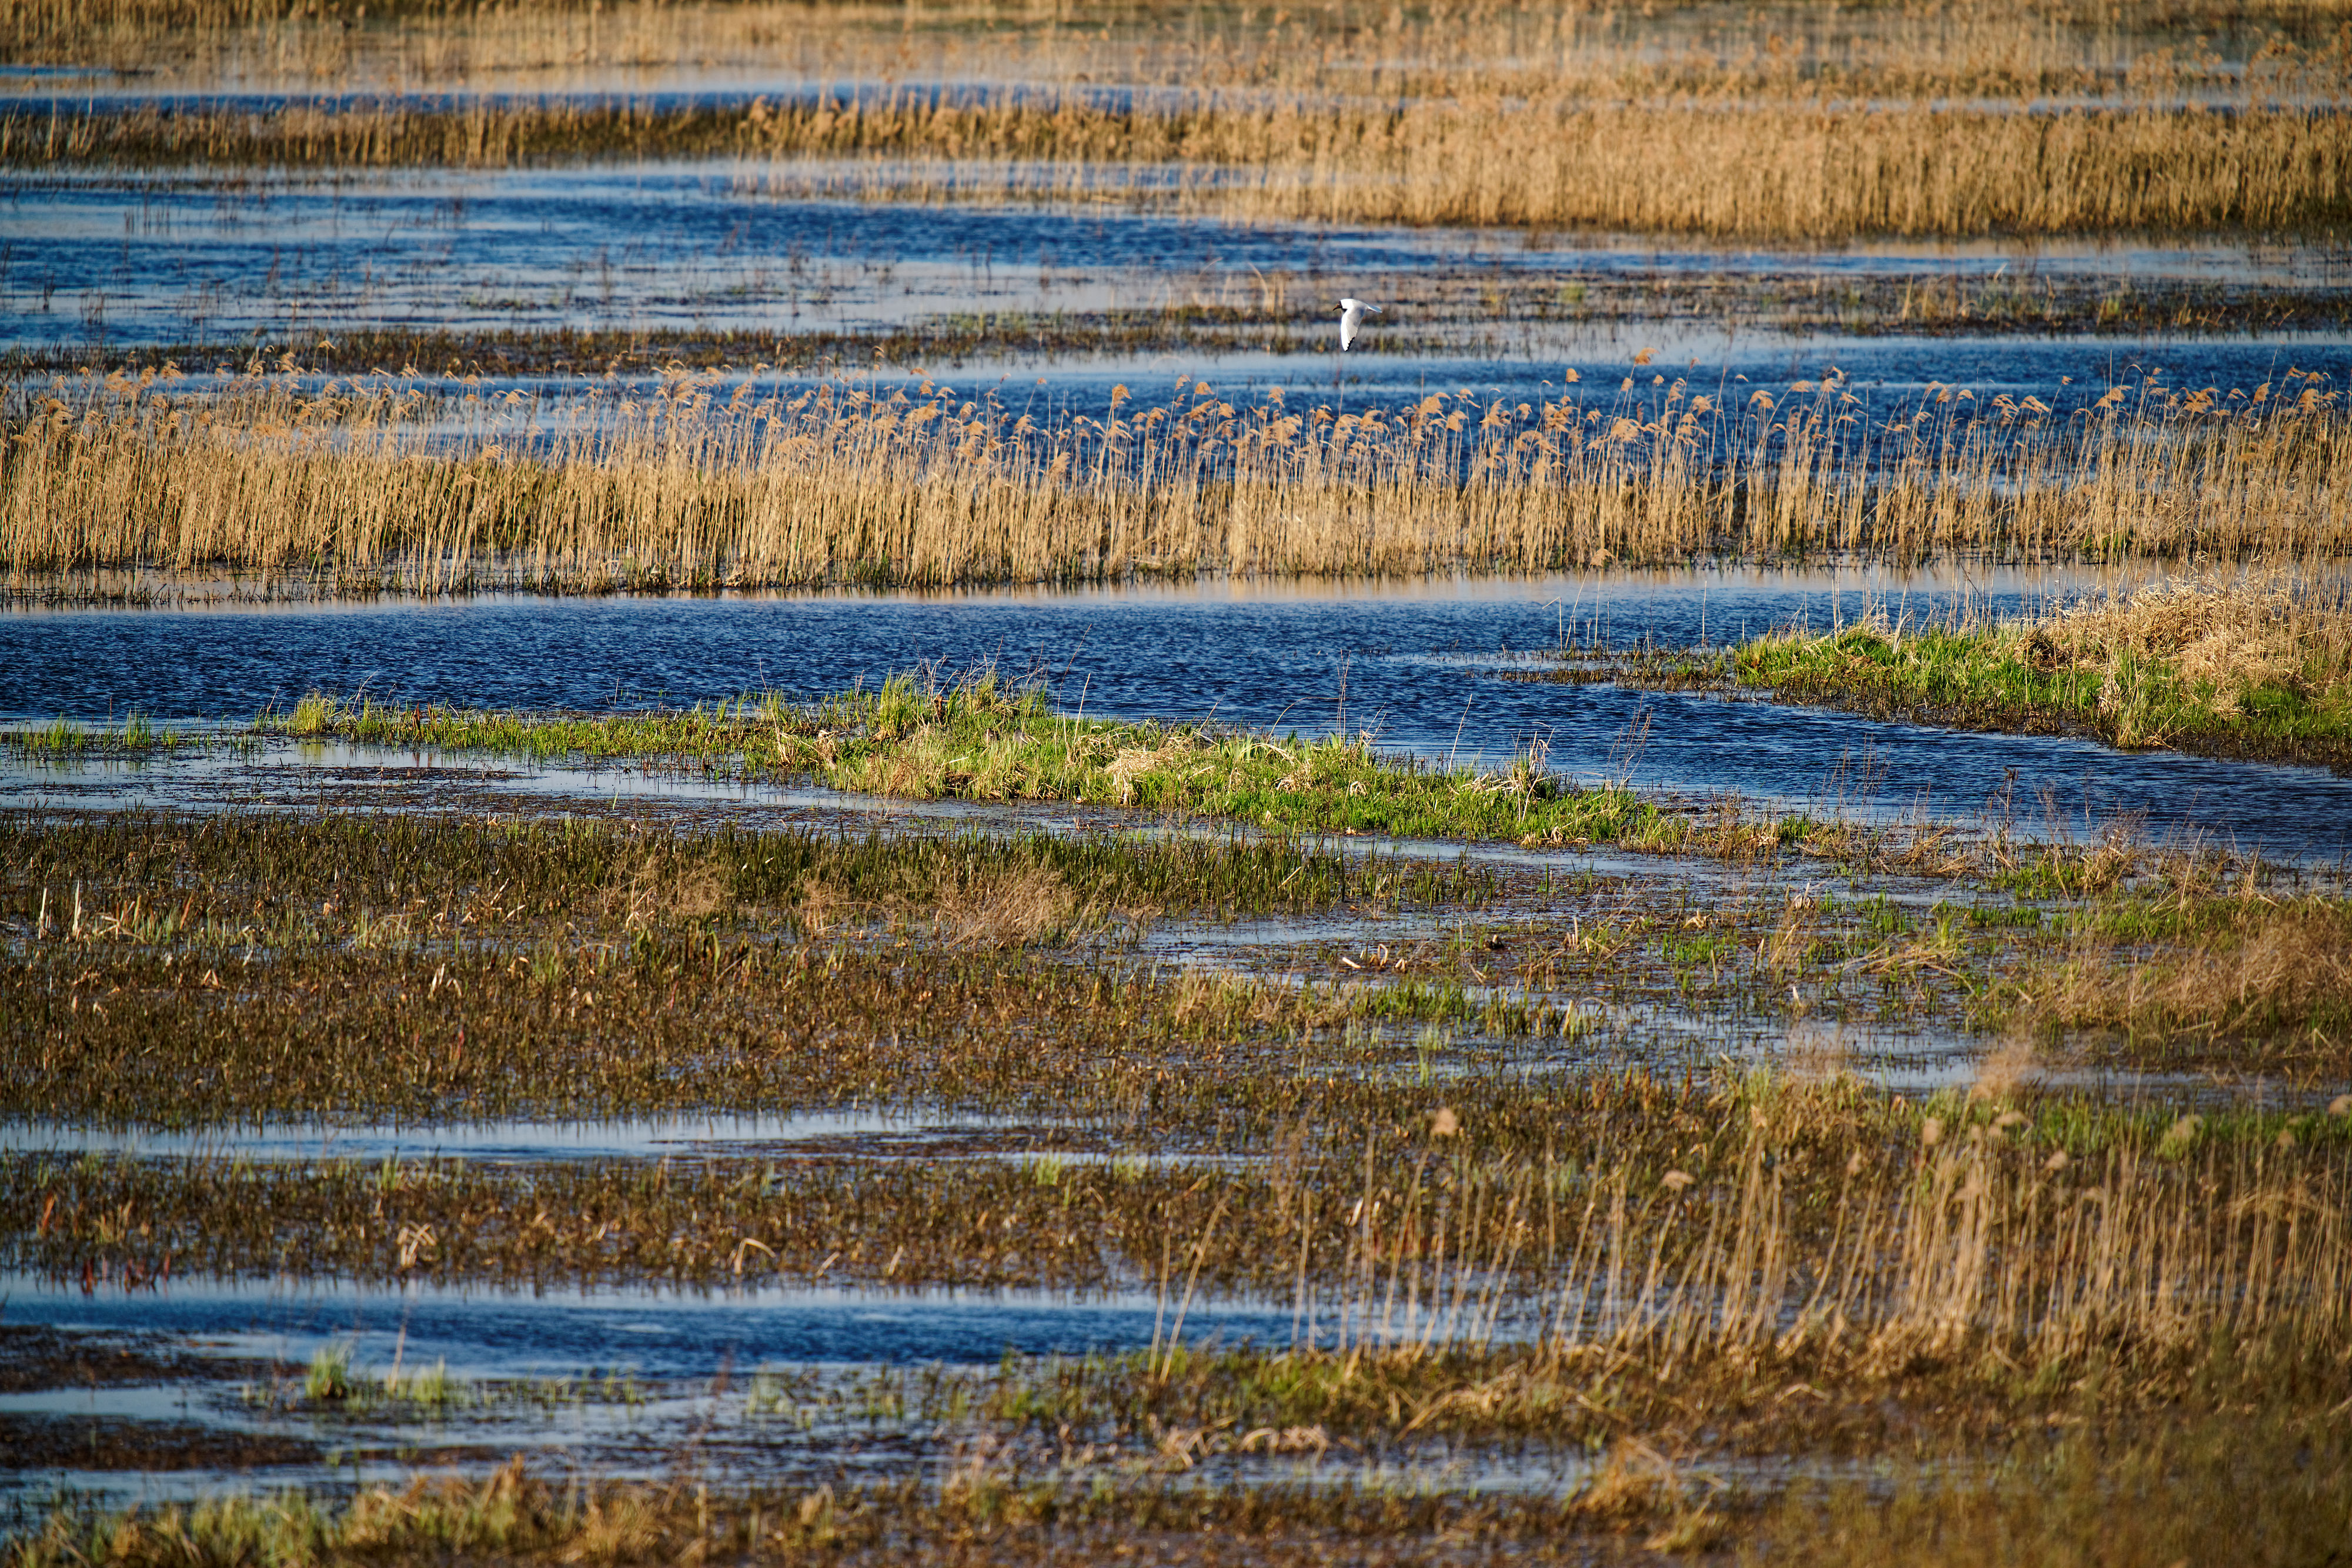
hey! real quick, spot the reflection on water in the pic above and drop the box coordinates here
[0,1108,1015,1164]
[0,1273,1311,1510]
[9,159,2348,393]
[0,1272,1298,1379]
[7,569,2349,860]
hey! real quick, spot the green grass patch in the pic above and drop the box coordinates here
[265,671,1679,848]
[1,712,184,756]
[1732,597,2352,771]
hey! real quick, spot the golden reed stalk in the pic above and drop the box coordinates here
[5,368,2346,599]
[12,0,2348,104]
[15,92,2352,240]
[1301,1116,2351,1375]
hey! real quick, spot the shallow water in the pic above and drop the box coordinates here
[9,160,2348,403]
[0,1108,1041,1165]
[8,570,2349,860]
[0,1272,1314,1509]
[1,1272,1299,1378]
[8,54,2344,1536]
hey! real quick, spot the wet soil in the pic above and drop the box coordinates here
[0,1325,258,1393]
[0,1411,319,1472]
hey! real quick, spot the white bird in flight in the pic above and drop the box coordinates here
[1337,297,1382,352]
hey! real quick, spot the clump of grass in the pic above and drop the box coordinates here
[302,1342,354,1402]
[928,864,1080,949]
[1732,569,2352,770]
[260,668,1669,847]
[12,1459,570,1568]
[1,711,181,756]
[1753,1406,2352,1568]
[1999,893,2352,1068]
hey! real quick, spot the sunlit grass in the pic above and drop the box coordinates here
[12,0,2352,244]
[20,0,2342,108]
[1,711,182,755]
[6,791,2349,1557]
[11,365,2347,604]
[19,93,2352,242]
[1732,569,2352,768]
[258,670,1676,848]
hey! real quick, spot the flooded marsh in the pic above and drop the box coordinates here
[5,721,2350,1553]
[8,0,2352,1556]
[5,713,2351,1558]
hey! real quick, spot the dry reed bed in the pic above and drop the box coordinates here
[2014,895,2352,1061]
[8,369,2347,597]
[11,1105,2350,1388]
[10,0,2345,105]
[2034,567,2352,704]
[16,93,2352,240]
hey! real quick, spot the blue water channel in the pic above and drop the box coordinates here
[8,569,2351,861]
[0,1272,1297,1379]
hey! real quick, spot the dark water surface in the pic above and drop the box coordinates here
[8,569,2350,860]
[1,1273,1296,1379]
[0,1274,1305,1510]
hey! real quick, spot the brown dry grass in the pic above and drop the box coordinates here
[720,92,2352,242]
[2038,569,2352,724]
[1762,895,1823,978]
[11,0,2352,242]
[2017,897,2352,1064]
[604,848,733,930]
[16,0,2349,101]
[926,864,1079,949]
[1274,1097,2352,1395]
[8,366,2348,602]
[17,93,2352,242]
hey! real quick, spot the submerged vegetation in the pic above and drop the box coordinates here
[9,0,2352,1556]
[4,786,2351,1559]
